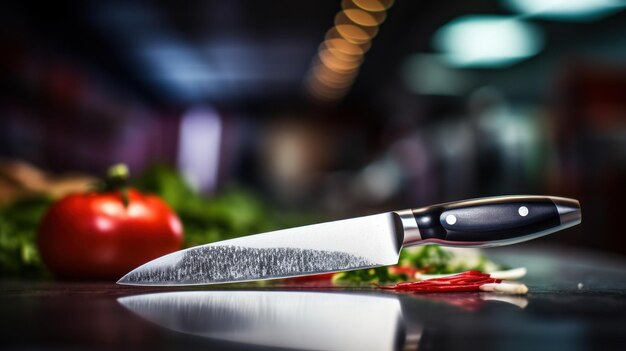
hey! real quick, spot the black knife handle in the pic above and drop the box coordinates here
[398,196,581,248]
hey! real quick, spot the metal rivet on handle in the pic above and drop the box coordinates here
[518,206,529,217]
[445,215,457,225]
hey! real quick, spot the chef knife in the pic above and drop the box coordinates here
[118,195,580,286]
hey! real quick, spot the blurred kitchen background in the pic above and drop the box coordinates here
[1,0,625,255]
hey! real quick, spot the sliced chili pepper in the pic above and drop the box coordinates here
[375,271,502,293]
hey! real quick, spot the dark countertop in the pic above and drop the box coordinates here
[1,243,626,351]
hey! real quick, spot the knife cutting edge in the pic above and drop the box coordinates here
[117,195,581,286]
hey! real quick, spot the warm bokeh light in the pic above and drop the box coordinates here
[312,64,358,83]
[311,69,357,89]
[334,15,379,44]
[318,49,362,72]
[311,77,353,93]
[305,0,392,101]
[341,9,386,27]
[334,24,377,44]
[323,38,369,56]
[315,71,356,88]
[350,0,394,12]
[319,46,363,63]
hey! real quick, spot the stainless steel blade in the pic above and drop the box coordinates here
[118,291,404,351]
[118,213,403,286]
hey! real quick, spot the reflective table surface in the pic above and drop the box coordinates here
[1,244,626,350]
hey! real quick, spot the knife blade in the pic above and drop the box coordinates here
[118,195,580,286]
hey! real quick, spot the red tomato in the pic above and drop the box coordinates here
[37,189,183,280]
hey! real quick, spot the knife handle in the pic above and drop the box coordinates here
[397,195,581,248]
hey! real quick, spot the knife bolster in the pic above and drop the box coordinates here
[393,209,422,247]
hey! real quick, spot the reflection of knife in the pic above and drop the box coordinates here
[118,291,528,351]
[119,291,405,351]
[118,195,580,286]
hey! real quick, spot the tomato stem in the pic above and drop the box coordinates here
[103,163,130,207]
[107,163,130,181]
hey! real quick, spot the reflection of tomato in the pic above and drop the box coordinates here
[388,265,419,279]
[37,189,183,280]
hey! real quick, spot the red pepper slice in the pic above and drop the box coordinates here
[375,271,502,293]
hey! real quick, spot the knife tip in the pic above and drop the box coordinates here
[116,272,135,286]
